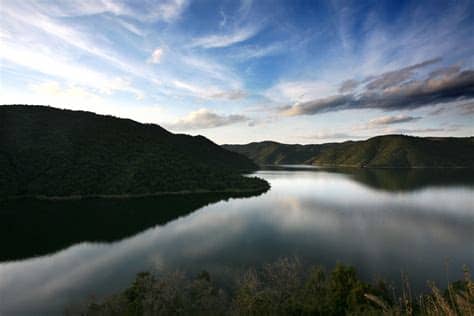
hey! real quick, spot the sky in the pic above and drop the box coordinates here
[1,0,473,144]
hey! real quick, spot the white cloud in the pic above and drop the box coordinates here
[171,80,218,97]
[100,77,144,100]
[170,80,245,100]
[153,0,188,22]
[0,28,11,39]
[1,82,171,125]
[1,40,144,100]
[351,115,423,132]
[167,108,249,130]
[210,90,247,100]
[300,132,365,141]
[2,2,243,104]
[264,80,335,103]
[1,0,249,108]
[231,43,284,60]
[13,0,188,23]
[114,18,144,36]
[142,51,245,101]
[18,0,126,18]
[380,127,448,134]
[1,2,149,79]
[180,55,241,88]
[191,25,260,48]
[367,115,421,127]
[148,48,164,64]
[29,81,103,106]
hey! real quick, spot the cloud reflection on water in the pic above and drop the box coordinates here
[1,170,473,315]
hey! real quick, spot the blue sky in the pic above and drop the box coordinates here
[1,0,473,144]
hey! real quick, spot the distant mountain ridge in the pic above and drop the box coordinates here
[0,105,268,198]
[223,135,474,168]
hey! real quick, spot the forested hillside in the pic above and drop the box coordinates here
[0,105,268,198]
[223,135,474,168]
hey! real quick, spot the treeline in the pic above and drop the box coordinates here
[85,258,473,315]
[0,105,268,198]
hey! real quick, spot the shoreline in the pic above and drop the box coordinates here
[262,163,474,169]
[0,185,270,201]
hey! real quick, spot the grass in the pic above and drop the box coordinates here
[365,266,474,316]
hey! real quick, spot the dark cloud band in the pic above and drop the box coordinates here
[281,62,474,116]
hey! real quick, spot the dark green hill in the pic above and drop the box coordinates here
[223,135,474,168]
[0,105,268,198]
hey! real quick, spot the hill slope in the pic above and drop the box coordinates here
[223,135,474,168]
[0,105,268,198]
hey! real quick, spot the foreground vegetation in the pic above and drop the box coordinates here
[0,105,269,198]
[85,258,473,315]
[223,135,474,168]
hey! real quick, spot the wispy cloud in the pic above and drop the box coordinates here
[169,80,245,101]
[5,81,172,125]
[351,114,422,132]
[1,1,151,80]
[1,40,144,100]
[29,81,103,105]
[1,0,246,104]
[191,25,260,48]
[114,18,144,36]
[300,132,366,141]
[230,43,285,60]
[24,0,189,22]
[167,108,249,130]
[381,127,449,134]
[210,90,247,100]
[180,55,242,88]
[151,0,189,22]
[368,115,421,127]
[354,1,472,78]
[265,80,335,103]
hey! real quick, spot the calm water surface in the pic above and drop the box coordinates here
[1,168,473,315]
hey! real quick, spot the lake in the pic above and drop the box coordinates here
[1,167,473,315]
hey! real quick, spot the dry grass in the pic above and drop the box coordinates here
[365,266,474,316]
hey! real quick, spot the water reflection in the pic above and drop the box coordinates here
[0,191,261,262]
[266,165,474,192]
[0,169,473,315]
[340,168,474,192]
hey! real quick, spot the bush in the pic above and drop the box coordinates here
[85,258,473,315]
